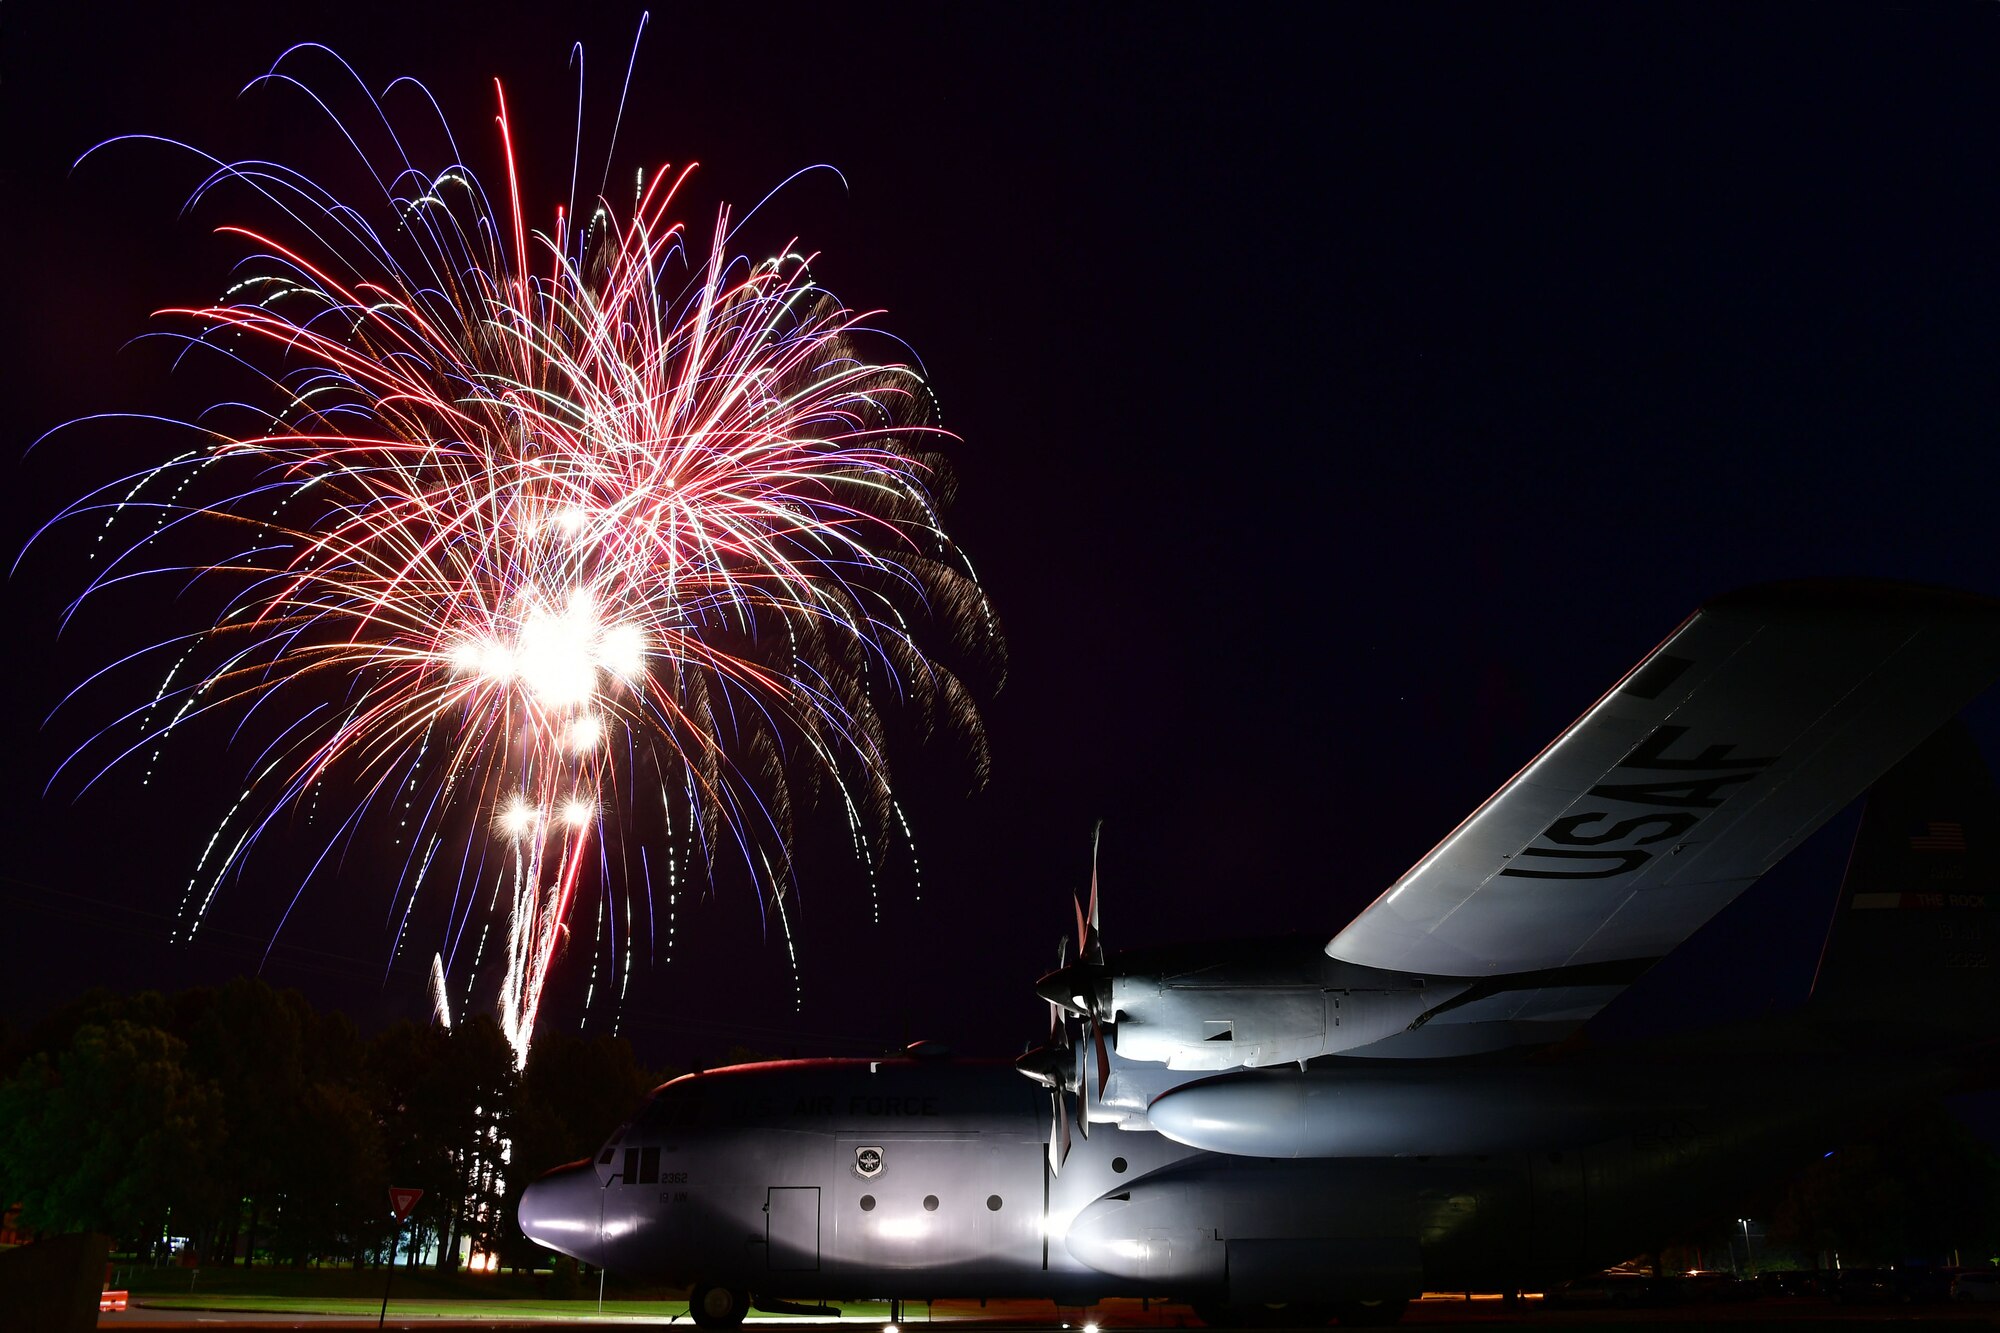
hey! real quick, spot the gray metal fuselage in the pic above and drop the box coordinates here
[521,1054,1182,1301]
[517,1040,1948,1306]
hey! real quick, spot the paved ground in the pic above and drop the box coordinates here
[94,1295,2000,1330]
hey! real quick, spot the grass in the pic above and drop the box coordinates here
[129,1293,686,1318]
[110,1265,924,1321]
[116,1262,681,1311]
[133,1295,916,1321]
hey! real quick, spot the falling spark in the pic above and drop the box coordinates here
[431,953,454,1031]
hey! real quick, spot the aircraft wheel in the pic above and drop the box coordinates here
[1333,1297,1408,1326]
[689,1283,750,1330]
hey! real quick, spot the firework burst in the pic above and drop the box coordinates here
[34,45,1001,1066]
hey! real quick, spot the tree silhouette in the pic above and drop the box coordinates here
[0,1019,224,1245]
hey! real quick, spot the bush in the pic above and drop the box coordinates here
[548,1256,582,1300]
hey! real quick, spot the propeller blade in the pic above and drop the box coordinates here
[1075,1037,1090,1139]
[1092,1016,1112,1100]
[1049,1088,1071,1174]
[1085,820,1103,965]
[1072,891,1088,962]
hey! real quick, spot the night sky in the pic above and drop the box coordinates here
[7,4,2000,1073]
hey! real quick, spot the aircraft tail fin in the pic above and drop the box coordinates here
[1808,718,2000,1050]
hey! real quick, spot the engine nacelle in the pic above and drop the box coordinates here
[1064,1160,1422,1302]
[1040,936,1458,1072]
[1146,1064,1674,1157]
[1111,984,1434,1069]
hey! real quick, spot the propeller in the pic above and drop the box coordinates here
[1014,936,1077,1172]
[1054,822,1112,1106]
[1017,822,1117,1174]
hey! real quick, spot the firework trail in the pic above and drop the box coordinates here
[32,44,1001,1066]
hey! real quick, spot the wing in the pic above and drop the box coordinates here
[1327,581,2000,987]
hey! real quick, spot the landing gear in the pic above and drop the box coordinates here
[689,1283,750,1330]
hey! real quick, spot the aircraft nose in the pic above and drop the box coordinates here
[517,1160,601,1261]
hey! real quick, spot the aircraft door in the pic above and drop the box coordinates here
[766,1187,821,1271]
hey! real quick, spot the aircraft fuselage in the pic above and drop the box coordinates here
[518,1043,1949,1312]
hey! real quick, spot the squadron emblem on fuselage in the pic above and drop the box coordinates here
[854,1145,885,1179]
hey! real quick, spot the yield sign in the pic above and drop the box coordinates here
[388,1187,425,1222]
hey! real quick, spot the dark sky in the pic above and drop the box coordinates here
[6,4,2000,1072]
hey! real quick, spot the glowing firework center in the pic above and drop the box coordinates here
[453,587,644,729]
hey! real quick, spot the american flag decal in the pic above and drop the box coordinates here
[1908,820,1967,852]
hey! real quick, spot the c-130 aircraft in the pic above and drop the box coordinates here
[520,580,2000,1327]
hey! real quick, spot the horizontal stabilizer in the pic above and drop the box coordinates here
[1810,718,2000,1046]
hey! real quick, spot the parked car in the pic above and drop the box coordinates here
[1834,1267,1954,1305]
[1675,1269,1754,1302]
[1952,1269,2000,1304]
[1757,1269,1825,1298]
[1891,1269,1956,1304]
[1832,1269,1896,1304]
[1545,1270,1659,1307]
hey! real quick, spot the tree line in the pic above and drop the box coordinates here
[0,977,670,1269]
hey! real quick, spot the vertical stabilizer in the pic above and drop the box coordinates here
[1810,719,2000,1045]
